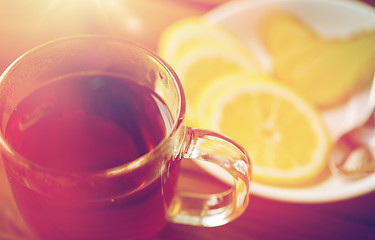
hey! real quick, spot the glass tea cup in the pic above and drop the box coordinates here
[0,35,250,240]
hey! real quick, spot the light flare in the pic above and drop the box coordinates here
[95,0,143,34]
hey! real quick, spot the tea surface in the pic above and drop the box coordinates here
[4,72,178,239]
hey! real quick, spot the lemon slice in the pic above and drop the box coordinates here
[158,17,246,63]
[173,42,260,125]
[197,72,331,186]
[158,17,261,125]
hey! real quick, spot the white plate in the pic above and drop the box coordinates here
[201,0,375,203]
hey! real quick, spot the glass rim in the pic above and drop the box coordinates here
[0,34,187,178]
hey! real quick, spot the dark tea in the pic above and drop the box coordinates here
[4,72,179,240]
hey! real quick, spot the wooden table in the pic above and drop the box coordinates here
[156,160,375,240]
[0,0,374,239]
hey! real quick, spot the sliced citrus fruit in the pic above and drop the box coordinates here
[157,17,261,125]
[172,42,260,126]
[175,43,259,126]
[197,72,331,186]
[158,17,247,64]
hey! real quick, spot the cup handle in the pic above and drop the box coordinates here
[167,127,251,227]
